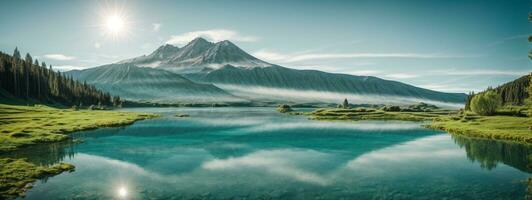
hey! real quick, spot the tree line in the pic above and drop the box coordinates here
[0,48,120,107]
[466,74,531,107]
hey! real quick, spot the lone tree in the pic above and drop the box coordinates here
[342,98,349,109]
[470,90,501,116]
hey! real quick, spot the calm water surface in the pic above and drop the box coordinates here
[10,107,531,200]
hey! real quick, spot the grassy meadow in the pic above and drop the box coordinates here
[0,104,158,152]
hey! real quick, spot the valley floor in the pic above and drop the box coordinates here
[0,104,158,199]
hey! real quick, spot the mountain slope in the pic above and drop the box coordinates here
[185,65,467,104]
[67,63,241,103]
[120,38,270,73]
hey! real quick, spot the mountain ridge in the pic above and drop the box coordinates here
[67,63,244,103]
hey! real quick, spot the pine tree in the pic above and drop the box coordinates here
[13,47,20,59]
[342,98,349,109]
[528,73,532,116]
[24,53,32,102]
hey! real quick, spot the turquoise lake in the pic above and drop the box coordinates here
[10,107,531,200]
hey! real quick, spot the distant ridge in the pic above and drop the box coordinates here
[67,63,243,103]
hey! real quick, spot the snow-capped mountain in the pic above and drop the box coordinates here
[119,37,271,73]
[86,37,466,105]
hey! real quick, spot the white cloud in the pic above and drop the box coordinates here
[152,23,161,32]
[253,49,461,63]
[52,65,86,71]
[432,69,529,76]
[384,73,419,79]
[342,70,381,76]
[94,42,101,49]
[166,29,259,45]
[43,54,76,61]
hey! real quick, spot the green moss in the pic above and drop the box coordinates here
[0,158,75,199]
[0,104,159,152]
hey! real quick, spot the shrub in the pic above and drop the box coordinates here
[277,104,293,113]
[381,106,401,112]
[470,90,502,116]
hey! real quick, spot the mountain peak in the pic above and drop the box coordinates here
[188,37,212,46]
[119,36,271,71]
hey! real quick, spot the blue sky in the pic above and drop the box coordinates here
[0,0,530,93]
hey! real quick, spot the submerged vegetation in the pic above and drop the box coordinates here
[0,104,158,152]
[0,158,75,199]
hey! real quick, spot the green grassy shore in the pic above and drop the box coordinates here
[428,113,532,143]
[0,104,158,152]
[299,107,531,144]
[0,104,158,199]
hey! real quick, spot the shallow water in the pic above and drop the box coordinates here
[11,107,531,200]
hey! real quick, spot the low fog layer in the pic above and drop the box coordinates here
[218,84,464,108]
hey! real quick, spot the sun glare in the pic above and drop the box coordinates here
[106,15,125,34]
[97,3,131,40]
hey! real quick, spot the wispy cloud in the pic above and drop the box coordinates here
[43,54,76,61]
[52,65,85,71]
[432,69,530,76]
[152,23,161,32]
[487,34,528,47]
[253,49,467,63]
[384,73,419,79]
[166,29,259,45]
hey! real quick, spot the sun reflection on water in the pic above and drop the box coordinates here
[117,186,128,198]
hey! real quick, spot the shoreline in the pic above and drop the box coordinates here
[298,108,532,144]
[0,104,159,199]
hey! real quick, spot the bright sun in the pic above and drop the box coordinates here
[106,15,125,35]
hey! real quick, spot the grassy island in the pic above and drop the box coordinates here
[310,108,456,121]
[0,158,75,199]
[0,103,158,199]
